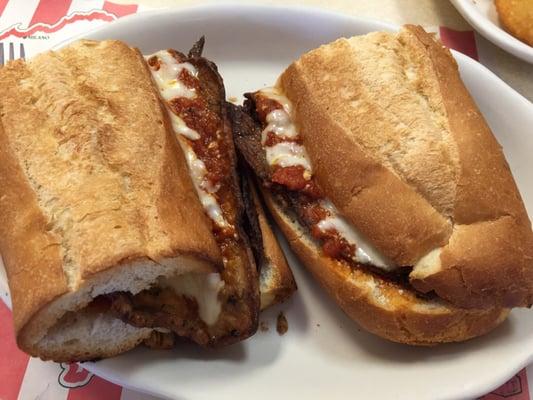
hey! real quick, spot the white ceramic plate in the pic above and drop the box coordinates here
[450,0,533,63]
[2,4,533,400]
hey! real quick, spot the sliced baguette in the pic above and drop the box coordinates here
[278,25,533,308]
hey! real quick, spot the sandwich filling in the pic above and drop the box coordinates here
[249,88,393,271]
[146,50,233,234]
[158,272,224,326]
[113,48,258,345]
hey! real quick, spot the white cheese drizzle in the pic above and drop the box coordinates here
[258,87,292,113]
[317,200,393,270]
[258,88,312,173]
[265,142,312,170]
[159,273,224,326]
[146,50,229,229]
[169,113,201,140]
[148,50,196,100]
[261,109,299,143]
[181,144,226,226]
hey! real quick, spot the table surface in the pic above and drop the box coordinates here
[0,1,532,400]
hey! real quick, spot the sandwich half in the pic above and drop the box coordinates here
[0,39,295,362]
[233,25,533,344]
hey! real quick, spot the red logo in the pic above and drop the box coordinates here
[0,10,117,41]
[58,362,93,388]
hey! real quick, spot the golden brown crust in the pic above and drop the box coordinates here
[29,311,153,362]
[495,0,533,46]
[0,40,221,348]
[263,191,509,344]
[278,25,533,308]
[0,111,68,334]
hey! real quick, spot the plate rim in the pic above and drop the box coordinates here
[27,3,533,399]
[52,2,533,108]
[52,2,399,50]
[450,0,533,63]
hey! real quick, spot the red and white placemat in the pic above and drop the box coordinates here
[0,0,143,51]
[0,1,531,399]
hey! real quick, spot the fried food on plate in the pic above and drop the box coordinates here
[495,0,533,46]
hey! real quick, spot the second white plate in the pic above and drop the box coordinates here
[450,0,533,63]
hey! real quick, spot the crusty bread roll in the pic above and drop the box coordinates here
[234,25,533,344]
[0,40,225,361]
[278,25,533,309]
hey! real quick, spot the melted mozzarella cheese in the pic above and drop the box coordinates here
[146,50,229,229]
[262,109,299,143]
[146,50,197,100]
[260,89,305,170]
[160,273,224,326]
[159,81,195,100]
[265,142,312,170]
[317,201,394,270]
[181,141,227,227]
[169,113,200,140]
[259,89,310,171]
[258,87,292,114]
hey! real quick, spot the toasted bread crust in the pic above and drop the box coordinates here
[38,335,149,362]
[0,114,68,336]
[411,217,533,308]
[263,191,509,344]
[278,25,533,308]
